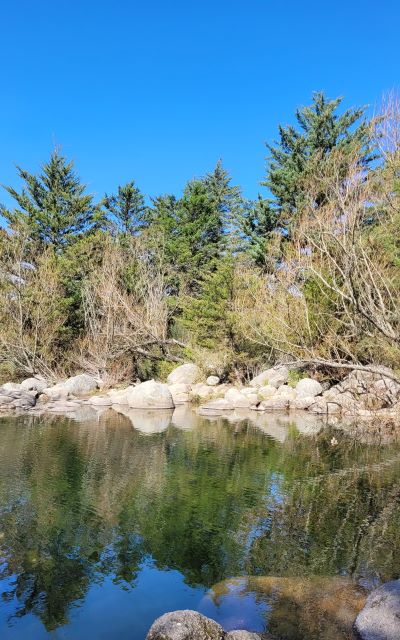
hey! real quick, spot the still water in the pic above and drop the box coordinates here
[0,406,399,640]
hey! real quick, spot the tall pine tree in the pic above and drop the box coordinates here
[103,181,147,237]
[0,150,103,252]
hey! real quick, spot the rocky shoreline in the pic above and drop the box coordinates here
[1,363,399,427]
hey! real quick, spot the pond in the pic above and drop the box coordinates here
[0,406,399,640]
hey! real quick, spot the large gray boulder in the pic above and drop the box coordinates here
[295,378,323,398]
[355,580,400,640]
[146,610,262,640]
[0,387,37,410]
[167,364,201,385]
[20,377,47,393]
[126,380,174,409]
[146,610,223,640]
[43,374,99,399]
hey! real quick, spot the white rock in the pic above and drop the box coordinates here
[20,377,47,392]
[241,387,258,396]
[257,385,277,400]
[290,396,316,410]
[295,378,323,398]
[44,374,99,399]
[106,385,135,404]
[206,376,220,386]
[250,366,289,388]
[167,363,201,385]
[355,579,400,640]
[168,383,191,404]
[276,385,297,399]
[190,383,215,400]
[88,396,112,406]
[224,388,252,408]
[126,380,174,409]
[198,398,234,414]
[258,397,289,411]
[1,382,22,392]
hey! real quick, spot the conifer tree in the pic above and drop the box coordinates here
[0,150,103,252]
[263,92,371,228]
[103,181,146,236]
[202,160,244,248]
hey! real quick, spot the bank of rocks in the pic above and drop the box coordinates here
[1,364,399,425]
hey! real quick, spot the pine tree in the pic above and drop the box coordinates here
[1,150,103,252]
[241,195,280,270]
[202,160,244,248]
[103,181,146,236]
[263,92,372,229]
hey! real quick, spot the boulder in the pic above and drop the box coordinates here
[168,383,191,405]
[206,376,220,386]
[146,611,262,640]
[276,385,297,399]
[355,580,400,640]
[167,364,201,385]
[44,374,99,399]
[0,388,37,410]
[106,386,135,404]
[241,387,258,396]
[225,388,252,408]
[190,383,216,400]
[257,385,276,400]
[20,377,47,393]
[146,610,224,640]
[126,380,174,409]
[258,397,289,411]
[295,378,323,398]
[251,366,289,389]
[290,396,317,410]
[1,382,22,392]
[198,398,233,414]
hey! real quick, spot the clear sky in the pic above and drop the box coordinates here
[1,0,399,207]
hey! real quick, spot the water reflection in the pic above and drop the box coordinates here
[0,409,399,640]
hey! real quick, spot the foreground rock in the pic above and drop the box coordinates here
[355,580,400,640]
[0,386,37,410]
[126,380,174,409]
[146,610,261,640]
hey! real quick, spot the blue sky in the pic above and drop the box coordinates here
[1,0,399,207]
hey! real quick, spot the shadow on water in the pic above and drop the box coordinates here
[0,406,399,639]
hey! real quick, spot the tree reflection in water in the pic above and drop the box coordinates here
[0,408,399,637]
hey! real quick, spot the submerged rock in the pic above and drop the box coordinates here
[202,575,366,640]
[355,579,400,640]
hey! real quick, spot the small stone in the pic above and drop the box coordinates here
[206,376,220,386]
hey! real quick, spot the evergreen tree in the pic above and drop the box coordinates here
[202,160,244,248]
[263,92,372,228]
[0,150,103,252]
[241,195,280,270]
[103,181,146,236]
